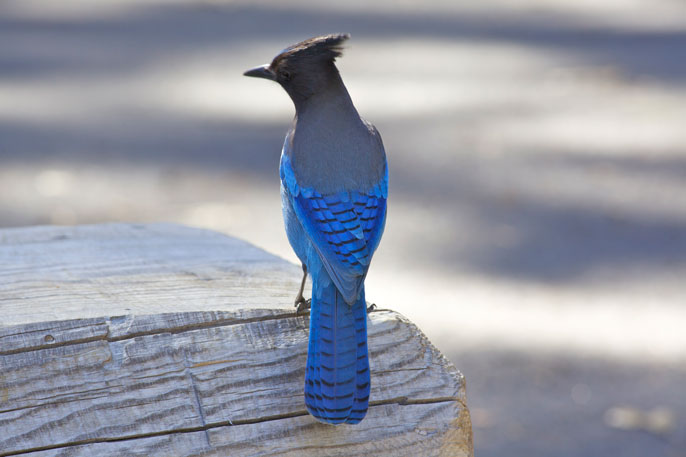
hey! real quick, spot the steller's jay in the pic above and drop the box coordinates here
[244,34,387,425]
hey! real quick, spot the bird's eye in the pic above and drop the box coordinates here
[279,70,292,81]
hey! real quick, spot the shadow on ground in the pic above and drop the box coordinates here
[450,348,686,457]
[2,3,686,83]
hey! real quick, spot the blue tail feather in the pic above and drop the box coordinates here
[349,300,370,423]
[304,274,370,424]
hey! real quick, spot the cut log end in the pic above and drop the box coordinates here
[0,223,473,456]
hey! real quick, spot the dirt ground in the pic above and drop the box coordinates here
[1,1,685,455]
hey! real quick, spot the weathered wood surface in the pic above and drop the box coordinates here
[0,223,473,456]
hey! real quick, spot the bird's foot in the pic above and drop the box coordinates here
[366,303,377,313]
[295,297,311,314]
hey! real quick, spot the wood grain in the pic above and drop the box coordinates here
[0,223,300,327]
[0,223,472,456]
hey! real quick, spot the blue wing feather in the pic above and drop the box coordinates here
[280,153,387,304]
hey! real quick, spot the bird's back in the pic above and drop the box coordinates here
[287,92,386,196]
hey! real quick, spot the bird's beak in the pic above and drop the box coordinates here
[243,64,275,81]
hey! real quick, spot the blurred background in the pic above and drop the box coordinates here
[1,0,685,455]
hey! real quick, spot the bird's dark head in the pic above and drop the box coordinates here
[244,34,350,108]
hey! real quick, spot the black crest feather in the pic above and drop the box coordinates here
[275,33,350,65]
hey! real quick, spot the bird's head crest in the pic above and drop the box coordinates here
[273,34,350,66]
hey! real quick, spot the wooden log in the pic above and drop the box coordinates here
[0,223,473,456]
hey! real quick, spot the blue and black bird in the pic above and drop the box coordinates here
[244,34,387,424]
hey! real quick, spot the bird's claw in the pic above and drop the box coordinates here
[295,298,312,314]
[366,303,377,313]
